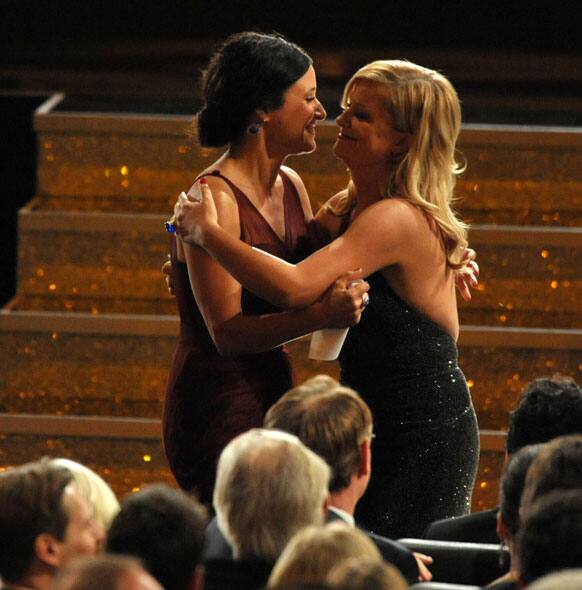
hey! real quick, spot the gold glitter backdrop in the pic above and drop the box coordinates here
[0,95,580,510]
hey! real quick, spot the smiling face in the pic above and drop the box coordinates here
[333,79,409,171]
[264,65,327,156]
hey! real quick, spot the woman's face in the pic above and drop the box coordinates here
[333,80,408,170]
[264,66,327,155]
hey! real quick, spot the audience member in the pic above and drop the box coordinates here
[52,554,163,590]
[423,376,582,542]
[0,458,104,590]
[517,490,582,586]
[52,458,120,531]
[106,484,207,590]
[520,434,582,516]
[267,522,382,588]
[205,428,330,590]
[527,569,582,590]
[326,556,409,590]
[205,375,430,582]
[485,444,543,590]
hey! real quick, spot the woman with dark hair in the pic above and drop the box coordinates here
[163,32,369,503]
[171,59,480,536]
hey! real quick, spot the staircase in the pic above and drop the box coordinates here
[1,94,580,507]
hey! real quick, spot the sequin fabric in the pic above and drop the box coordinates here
[340,272,480,539]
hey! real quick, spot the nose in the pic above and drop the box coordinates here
[336,109,348,127]
[315,98,327,120]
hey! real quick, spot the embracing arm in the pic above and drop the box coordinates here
[184,241,366,354]
[176,176,367,355]
[174,183,409,308]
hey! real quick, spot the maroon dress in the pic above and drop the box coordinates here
[163,170,315,503]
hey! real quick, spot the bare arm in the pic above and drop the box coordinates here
[176,177,368,355]
[173,181,411,309]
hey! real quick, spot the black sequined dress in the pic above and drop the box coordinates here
[339,272,479,539]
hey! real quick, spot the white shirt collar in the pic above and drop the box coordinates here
[328,505,355,527]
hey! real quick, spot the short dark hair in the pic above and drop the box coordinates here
[499,444,543,537]
[0,458,73,583]
[518,490,582,585]
[520,434,582,515]
[506,376,582,454]
[265,375,373,492]
[106,484,207,590]
[196,31,312,147]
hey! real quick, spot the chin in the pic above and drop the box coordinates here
[332,141,349,163]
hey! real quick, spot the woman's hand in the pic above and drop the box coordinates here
[171,179,219,246]
[161,255,175,296]
[317,270,370,328]
[455,247,479,302]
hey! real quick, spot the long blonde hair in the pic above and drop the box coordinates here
[330,59,468,269]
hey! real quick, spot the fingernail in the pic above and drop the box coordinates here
[200,178,208,185]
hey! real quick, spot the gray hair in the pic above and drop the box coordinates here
[213,428,330,561]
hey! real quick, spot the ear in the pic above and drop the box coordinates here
[34,533,64,568]
[358,439,371,477]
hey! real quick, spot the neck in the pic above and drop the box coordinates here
[329,482,364,516]
[227,138,286,195]
[348,164,393,210]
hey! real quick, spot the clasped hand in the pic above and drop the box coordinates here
[169,179,217,246]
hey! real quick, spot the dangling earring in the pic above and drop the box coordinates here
[247,122,262,135]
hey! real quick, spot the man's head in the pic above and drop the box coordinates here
[53,555,163,590]
[213,428,330,561]
[518,490,582,586]
[507,376,582,455]
[520,434,582,516]
[264,375,373,494]
[0,458,103,587]
[107,484,207,590]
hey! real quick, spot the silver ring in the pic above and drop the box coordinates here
[362,292,370,309]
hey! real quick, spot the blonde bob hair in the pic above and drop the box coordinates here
[52,458,120,530]
[267,522,382,588]
[331,59,468,269]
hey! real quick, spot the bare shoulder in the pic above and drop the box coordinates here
[188,173,239,232]
[355,197,420,231]
[281,165,313,218]
[280,165,305,186]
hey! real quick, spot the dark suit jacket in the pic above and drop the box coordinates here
[204,511,419,584]
[326,508,419,583]
[422,507,500,544]
[203,556,273,590]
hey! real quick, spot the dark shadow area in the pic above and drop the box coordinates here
[0,93,49,306]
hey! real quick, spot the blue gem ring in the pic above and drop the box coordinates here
[165,221,176,233]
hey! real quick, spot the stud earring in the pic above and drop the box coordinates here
[247,122,262,135]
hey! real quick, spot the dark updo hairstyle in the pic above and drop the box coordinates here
[196,32,312,147]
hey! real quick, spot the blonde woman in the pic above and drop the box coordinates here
[172,59,480,538]
[327,557,409,590]
[268,522,382,588]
